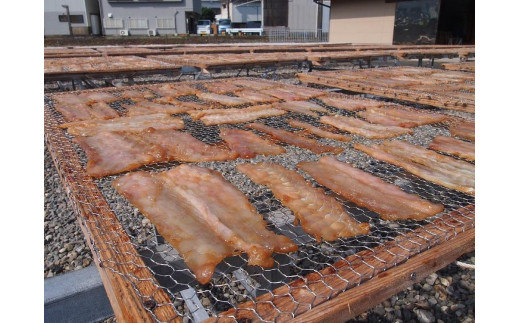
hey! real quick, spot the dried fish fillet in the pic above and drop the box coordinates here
[225,78,276,90]
[234,90,280,104]
[272,101,328,117]
[319,95,383,111]
[73,129,237,177]
[197,92,250,106]
[200,106,286,125]
[167,99,217,110]
[237,162,370,241]
[60,113,184,136]
[149,83,200,98]
[52,91,119,107]
[124,101,191,116]
[81,92,119,104]
[89,102,120,119]
[113,171,234,285]
[162,165,297,268]
[52,93,90,106]
[144,129,238,162]
[357,107,447,128]
[73,131,166,178]
[187,106,274,120]
[260,88,309,101]
[114,165,297,283]
[287,119,352,142]
[276,85,328,99]
[246,123,343,154]
[298,156,445,221]
[220,128,286,158]
[54,103,94,122]
[119,89,156,100]
[54,100,119,122]
[354,141,475,195]
[429,136,475,161]
[450,120,475,142]
[320,115,412,139]
[204,82,243,94]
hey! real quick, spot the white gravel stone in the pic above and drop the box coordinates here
[415,308,436,323]
[425,273,438,285]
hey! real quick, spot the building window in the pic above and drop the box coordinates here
[264,0,288,27]
[103,18,124,29]
[393,0,440,44]
[58,14,84,24]
[157,18,175,29]
[129,18,149,29]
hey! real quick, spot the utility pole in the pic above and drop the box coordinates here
[62,5,73,36]
[227,0,230,19]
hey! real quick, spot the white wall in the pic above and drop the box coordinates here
[233,3,262,22]
[44,0,86,12]
[288,0,317,31]
[44,0,89,35]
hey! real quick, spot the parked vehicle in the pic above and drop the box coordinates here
[217,19,231,34]
[227,21,263,36]
[196,19,212,35]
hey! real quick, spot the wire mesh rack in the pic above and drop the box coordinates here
[44,77,475,322]
[45,55,179,74]
[297,67,475,114]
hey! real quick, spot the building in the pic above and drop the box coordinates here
[98,0,202,36]
[287,0,330,33]
[45,0,202,36]
[229,0,262,23]
[329,0,474,45]
[44,0,101,36]
[219,0,330,32]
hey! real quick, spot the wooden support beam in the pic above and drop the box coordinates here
[295,228,474,322]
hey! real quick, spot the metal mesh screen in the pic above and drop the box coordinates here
[44,78,474,322]
[297,67,475,114]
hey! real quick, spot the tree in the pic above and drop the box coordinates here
[200,7,216,22]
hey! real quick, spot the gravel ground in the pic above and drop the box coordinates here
[44,59,475,322]
[348,252,475,323]
[44,145,93,278]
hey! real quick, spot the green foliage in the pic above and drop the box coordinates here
[200,7,216,22]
